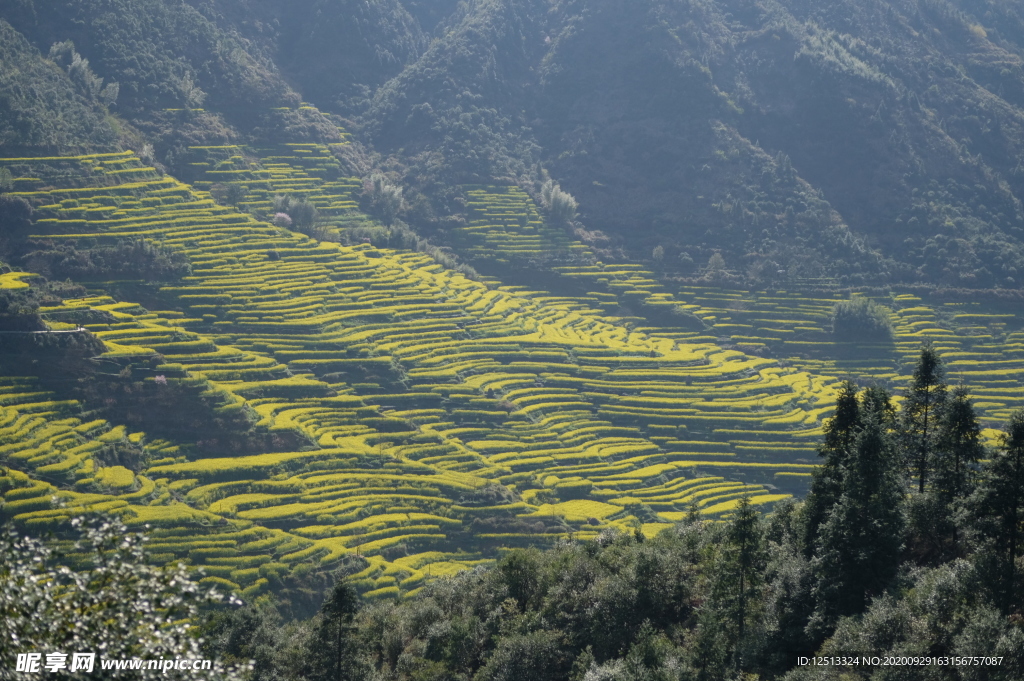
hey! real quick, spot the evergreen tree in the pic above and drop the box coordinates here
[968,409,1024,615]
[901,343,948,493]
[721,495,765,647]
[860,385,897,428]
[759,524,816,674]
[198,601,287,681]
[801,381,860,555]
[302,580,366,681]
[724,493,765,643]
[690,608,731,681]
[809,409,905,635]
[906,385,985,565]
[701,497,767,675]
[935,385,985,504]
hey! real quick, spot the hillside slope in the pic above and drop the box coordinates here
[3,0,1024,602]
[4,0,1024,288]
[0,147,828,596]
[357,0,1024,288]
[0,19,118,149]
[3,144,1023,598]
[0,0,343,161]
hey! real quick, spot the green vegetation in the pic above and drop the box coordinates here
[192,384,1024,680]
[23,238,191,281]
[3,0,1024,673]
[0,20,118,148]
[4,146,1024,607]
[348,0,1024,286]
[6,0,1024,287]
[539,179,578,225]
[829,297,894,342]
[8,390,1021,679]
[1,0,326,156]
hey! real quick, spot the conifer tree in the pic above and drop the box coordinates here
[801,381,860,555]
[901,343,948,493]
[720,496,766,645]
[968,409,1024,615]
[695,497,770,677]
[809,407,905,635]
[935,385,985,504]
[905,384,980,564]
[302,580,366,681]
[860,385,897,428]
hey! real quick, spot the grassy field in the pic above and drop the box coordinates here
[1,146,1017,598]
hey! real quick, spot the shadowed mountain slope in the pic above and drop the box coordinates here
[357,0,1024,288]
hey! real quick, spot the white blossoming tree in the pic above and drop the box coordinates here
[0,514,248,680]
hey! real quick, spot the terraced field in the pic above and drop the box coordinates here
[454,185,588,262]
[0,371,324,600]
[666,288,1024,431]
[0,149,833,596]
[181,142,363,231]
[503,257,1022,438]
[3,147,1018,598]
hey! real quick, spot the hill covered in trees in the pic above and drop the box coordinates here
[4,1,1024,287]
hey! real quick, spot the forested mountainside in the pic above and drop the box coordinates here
[0,20,119,148]
[359,0,1024,287]
[0,0,341,156]
[5,0,1024,287]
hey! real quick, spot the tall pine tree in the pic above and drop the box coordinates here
[934,385,985,504]
[906,385,987,565]
[968,409,1024,615]
[801,381,860,555]
[860,385,897,427]
[901,343,948,493]
[705,495,767,674]
[722,495,765,645]
[809,404,905,636]
[302,580,366,681]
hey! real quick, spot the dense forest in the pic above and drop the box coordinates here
[4,0,1024,287]
[3,1,1024,680]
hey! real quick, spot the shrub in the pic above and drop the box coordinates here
[830,297,894,341]
[363,174,403,226]
[539,180,578,224]
[21,239,191,281]
[284,197,318,230]
[48,41,119,105]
